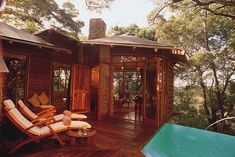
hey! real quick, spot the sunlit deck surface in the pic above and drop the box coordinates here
[0,117,156,157]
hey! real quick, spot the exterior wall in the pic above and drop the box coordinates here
[27,56,51,99]
[1,41,72,105]
[167,61,174,119]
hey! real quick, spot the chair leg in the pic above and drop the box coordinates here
[10,136,44,154]
[46,125,65,146]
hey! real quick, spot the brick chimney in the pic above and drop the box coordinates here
[88,18,106,40]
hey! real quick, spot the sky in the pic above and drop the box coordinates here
[58,0,155,36]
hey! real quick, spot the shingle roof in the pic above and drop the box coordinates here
[82,35,174,49]
[0,22,52,46]
[0,22,71,53]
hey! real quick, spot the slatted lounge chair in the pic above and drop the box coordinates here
[3,99,91,154]
[18,100,87,123]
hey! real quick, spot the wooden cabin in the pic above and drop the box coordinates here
[82,29,186,127]
[0,19,187,156]
[0,22,75,115]
[0,19,186,128]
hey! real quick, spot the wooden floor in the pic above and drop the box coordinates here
[0,117,156,157]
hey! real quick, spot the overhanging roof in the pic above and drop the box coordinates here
[0,22,52,46]
[0,22,71,53]
[83,35,174,49]
[83,35,187,63]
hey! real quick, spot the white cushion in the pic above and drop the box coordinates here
[71,113,87,119]
[53,114,64,121]
[3,100,15,110]
[53,114,87,121]
[8,108,40,135]
[18,100,38,119]
[40,121,68,135]
[17,100,26,108]
[69,121,91,129]
[22,105,38,119]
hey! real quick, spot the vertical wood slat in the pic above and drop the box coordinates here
[70,65,90,112]
[27,56,51,101]
[156,58,161,128]
[167,62,174,118]
[143,59,146,123]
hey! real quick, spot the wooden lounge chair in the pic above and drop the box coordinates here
[3,99,91,154]
[18,100,87,123]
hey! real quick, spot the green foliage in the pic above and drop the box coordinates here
[150,2,235,132]
[150,0,235,20]
[107,24,158,41]
[170,86,208,129]
[23,20,39,34]
[0,0,84,36]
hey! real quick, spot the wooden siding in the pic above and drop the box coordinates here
[27,56,51,99]
[2,41,72,105]
[167,61,174,118]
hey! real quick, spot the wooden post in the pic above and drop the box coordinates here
[98,45,110,120]
[108,65,113,116]
[143,58,147,122]
[156,58,161,128]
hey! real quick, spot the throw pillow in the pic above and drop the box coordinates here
[63,110,72,118]
[38,92,49,105]
[28,93,40,106]
[62,116,71,126]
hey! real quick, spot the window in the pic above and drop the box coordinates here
[52,68,70,92]
[3,56,27,103]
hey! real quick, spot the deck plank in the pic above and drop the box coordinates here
[0,118,156,157]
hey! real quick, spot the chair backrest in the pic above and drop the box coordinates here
[3,99,40,136]
[18,100,38,120]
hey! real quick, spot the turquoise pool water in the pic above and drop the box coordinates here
[142,123,235,157]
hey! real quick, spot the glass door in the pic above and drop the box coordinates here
[144,61,157,121]
[51,65,70,112]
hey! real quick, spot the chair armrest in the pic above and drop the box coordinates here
[26,117,56,131]
[31,111,56,123]
[36,108,56,116]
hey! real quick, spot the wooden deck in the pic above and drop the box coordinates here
[0,117,156,157]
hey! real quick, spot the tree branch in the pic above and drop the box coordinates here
[222,70,235,95]
[150,2,174,23]
[204,7,235,20]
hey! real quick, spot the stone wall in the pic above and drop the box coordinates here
[88,18,106,40]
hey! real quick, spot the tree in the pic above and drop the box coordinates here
[0,0,114,37]
[171,86,208,129]
[85,0,114,13]
[152,5,235,131]
[0,0,84,36]
[107,24,158,41]
[150,0,235,21]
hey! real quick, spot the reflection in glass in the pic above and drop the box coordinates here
[3,57,26,103]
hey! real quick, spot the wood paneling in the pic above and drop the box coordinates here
[167,61,174,118]
[27,56,51,99]
[70,65,90,112]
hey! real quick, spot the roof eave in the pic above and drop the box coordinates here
[0,36,72,54]
[82,41,175,50]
